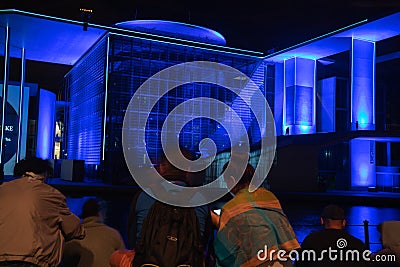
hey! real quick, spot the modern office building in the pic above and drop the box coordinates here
[63,19,268,184]
[264,12,400,192]
[1,9,400,192]
[0,10,269,184]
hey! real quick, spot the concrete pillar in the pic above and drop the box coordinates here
[284,57,316,135]
[351,39,375,130]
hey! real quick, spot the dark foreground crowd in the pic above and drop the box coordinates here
[0,156,399,267]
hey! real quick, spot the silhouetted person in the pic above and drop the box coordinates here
[129,149,209,248]
[128,148,211,267]
[62,198,125,267]
[0,157,85,267]
[296,204,367,267]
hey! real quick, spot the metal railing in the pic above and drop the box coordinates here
[292,220,381,251]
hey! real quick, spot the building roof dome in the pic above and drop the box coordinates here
[115,20,226,46]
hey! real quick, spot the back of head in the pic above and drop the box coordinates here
[321,204,345,220]
[81,198,100,219]
[158,148,194,180]
[14,157,53,178]
[222,158,255,186]
[321,204,346,228]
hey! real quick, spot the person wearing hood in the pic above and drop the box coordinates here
[370,221,400,266]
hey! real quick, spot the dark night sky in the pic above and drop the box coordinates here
[1,0,400,53]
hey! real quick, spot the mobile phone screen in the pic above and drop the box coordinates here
[213,209,221,216]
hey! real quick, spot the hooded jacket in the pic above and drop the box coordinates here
[63,216,125,267]
[372,221,400,266]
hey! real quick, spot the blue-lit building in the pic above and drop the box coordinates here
[0,10,268,184]
[264,12,400,192]
[63,19,267,184]
[1,9,400,192]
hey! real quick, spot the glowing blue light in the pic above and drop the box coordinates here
[115,20,227,46]
[295,86,313,126]
[359,163,369,182]
[299,125,311,134]
[351,139,375,188]
[283,57,315,134]
[351,39,375,130]
[265,19,368,61]
[36,89,56,159]
[273,63,284,136]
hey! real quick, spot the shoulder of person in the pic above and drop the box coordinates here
[344,231,366,247]
[105,224,124,236]
[38,182,66,198]
[195,203,210,212]
[301,230,321,244]
[136,191,156,208]
[92,223,124,238]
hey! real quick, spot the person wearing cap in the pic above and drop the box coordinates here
[62,198,125,267]
[0,157,85,267]
[296,204,367,267]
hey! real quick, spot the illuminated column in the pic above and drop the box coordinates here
[351,39,375,130]
[284,57,316,135]
[16,48,26,162]
[1,26,10,163]
[36,89,56,159]
[273,62,284,136]
[350,138,375,189]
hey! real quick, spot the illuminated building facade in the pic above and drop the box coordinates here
[1,10,400,191]
[62,20,267,183]
[265,12,400,192]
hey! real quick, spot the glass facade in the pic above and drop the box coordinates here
[65,32,267,182]
[64,37,107,166]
